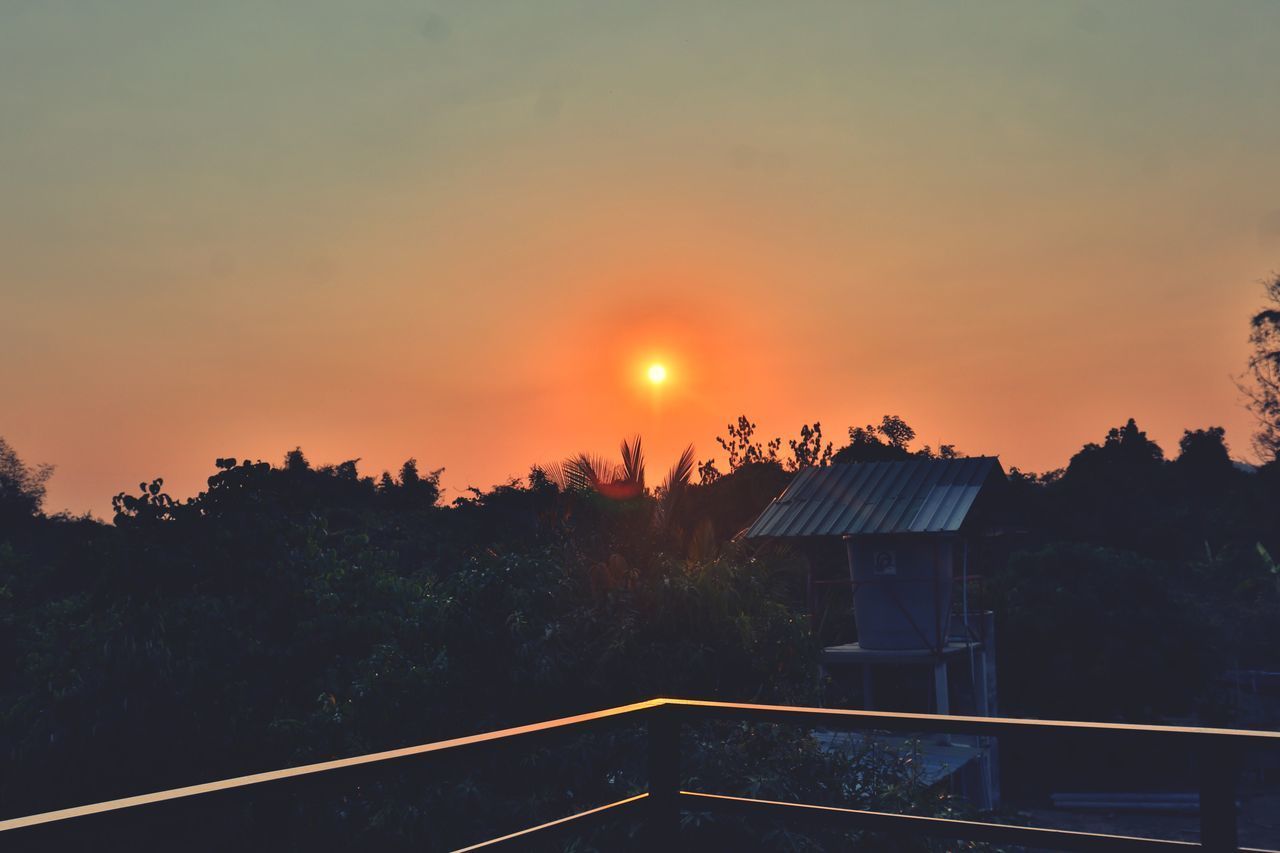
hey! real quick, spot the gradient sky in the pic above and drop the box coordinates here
[4,1,1280,517]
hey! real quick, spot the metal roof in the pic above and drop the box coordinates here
[744,456,1003,538]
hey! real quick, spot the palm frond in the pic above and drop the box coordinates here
[663,443,696,496]
[541,459,574,491]
[619,435,645,488]
[546,453,620,492]
[575,453,620,489]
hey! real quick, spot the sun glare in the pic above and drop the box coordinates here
[647,363,667,384]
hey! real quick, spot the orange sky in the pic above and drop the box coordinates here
[3,2,1279,517]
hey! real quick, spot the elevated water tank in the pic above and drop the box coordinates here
[846,534,955,650]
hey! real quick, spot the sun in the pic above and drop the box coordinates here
[647,363,668,384]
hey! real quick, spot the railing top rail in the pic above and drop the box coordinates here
[663,698,1280,744]
[0,698,662,834]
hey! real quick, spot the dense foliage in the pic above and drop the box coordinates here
[0,438,967,850]
[992,420,1280,721]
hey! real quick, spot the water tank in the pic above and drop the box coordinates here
[845,535,954,650]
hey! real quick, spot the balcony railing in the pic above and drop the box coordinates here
[2,698,1277,851]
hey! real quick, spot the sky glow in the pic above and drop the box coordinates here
[2,1,1279,516]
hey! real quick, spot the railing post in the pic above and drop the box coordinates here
[647,702,681,847]
[1197,740,1239,852]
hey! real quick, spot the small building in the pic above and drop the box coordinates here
[745,455,1006,652]
[745,455,1007,809]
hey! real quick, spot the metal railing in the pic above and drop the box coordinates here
[2,698,1277,851]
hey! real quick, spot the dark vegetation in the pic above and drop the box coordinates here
[0,435,972,851]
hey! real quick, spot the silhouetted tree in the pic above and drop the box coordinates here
[381,458,442,507]
[696,457,722,484]
[112,477,179,526]
[1177,427,1232,471]
[283,446,311,471]
[716,417,840,474]
[1240,273,1280,461]
[787,422,833,471]
[878,414,916,451]
[0,437,54,524]
[1047,419,1171,553]
[1066,417,1165,476]
[832,415,918,463]
[716,416,781,471]
[678,459,793,544]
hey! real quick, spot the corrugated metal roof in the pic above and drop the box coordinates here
[744,456,1003,538]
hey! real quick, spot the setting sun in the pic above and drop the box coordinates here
[647,363,668,384]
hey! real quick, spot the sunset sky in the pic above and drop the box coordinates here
[4,1,1280,517]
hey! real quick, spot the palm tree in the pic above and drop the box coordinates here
[654,443,696,533]
[548,436,695,505]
